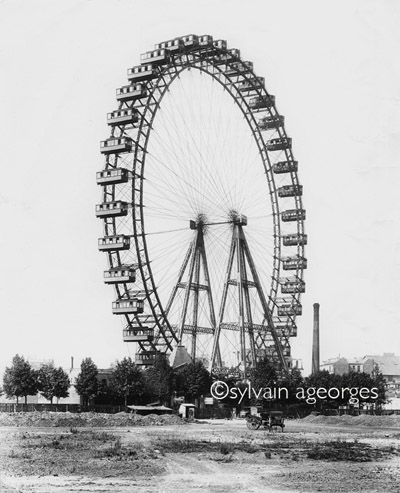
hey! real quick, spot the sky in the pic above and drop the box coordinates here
[0,0,399,375]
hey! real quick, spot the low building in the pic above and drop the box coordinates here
[362,353,400,398]
[320,357,351,376]
[320,353,400,398]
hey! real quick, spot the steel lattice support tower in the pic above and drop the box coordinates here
[210,214,288,378]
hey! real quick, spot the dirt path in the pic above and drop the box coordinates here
[155,453,287,493]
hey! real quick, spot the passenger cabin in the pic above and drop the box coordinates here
[96,168,129,186]
[214,39,227,50]
[104,265,136,284]
[116,84,147,102]
[95,201,129,218]
[123,327,154,342]
[273,326,285,338]
[155,38,183,52]
[140,49,169,65]
[273,160,298,174]
[237,77,265,93]
[277,301,302,317]
[100,137,133,155]
[266,137,292,151]
[227,48,240,59]
[281,209,306,222]
[225,61,253,76]
[274,322,298,338]
[127,64,158,82]
[280,278,306,294]
[135,351,158,365]
[282,255,307,270]
[278,185,303,198]
[178,34,199,48]
[259,115,284,130]
[198,34,213,47]
[112,298,144,315]
[98,235,130,252]
[107,109,138,126]
[249,95,275,110]
[282,233,308,246]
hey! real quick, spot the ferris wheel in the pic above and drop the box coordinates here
[96,34,307,378]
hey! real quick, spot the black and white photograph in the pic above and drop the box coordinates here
[1,1,400,491]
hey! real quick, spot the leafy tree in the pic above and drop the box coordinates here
[175,361,212,402]
[300,369,388,412]
[2,355,38,404]
[249,357,278,393]
[110,357,144,406]
[277,367,304,405]
[95,378,117,405]
[143,355,173,404]
[301,370,343,410]
[74,358,98,408]
[37,363,70,404]
[370,365,387,409]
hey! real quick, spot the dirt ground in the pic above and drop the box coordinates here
[1,414,400,492]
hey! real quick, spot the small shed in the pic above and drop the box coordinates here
[178,403,196,419]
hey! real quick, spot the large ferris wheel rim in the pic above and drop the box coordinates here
[98,34,306,365]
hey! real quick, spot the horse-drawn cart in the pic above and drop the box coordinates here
[245,410,285,432]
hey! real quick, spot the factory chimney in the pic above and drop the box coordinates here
[312,303,320,374]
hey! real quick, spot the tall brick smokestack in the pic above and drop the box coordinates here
[312,303,320,374]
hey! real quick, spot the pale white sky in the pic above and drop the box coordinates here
[0,0,399,374]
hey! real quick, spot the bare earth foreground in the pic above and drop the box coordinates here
[1,413,400,492]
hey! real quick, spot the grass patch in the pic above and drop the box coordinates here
[94,438,144,461]
[306,439,391,462]
[151,437,263,455]
[7,429,164,477]
[19,430,117,451]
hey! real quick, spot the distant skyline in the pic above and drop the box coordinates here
[1,0,399,374]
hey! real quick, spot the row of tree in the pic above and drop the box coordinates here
[2,355,70,404]
[1,354,387,410]
[1,354,212,406]
[245,359,387,410]
[79,356,212,407]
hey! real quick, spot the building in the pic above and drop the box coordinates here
[320,357,353,376]
[320,353,400,398]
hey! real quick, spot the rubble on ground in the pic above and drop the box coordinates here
[302,414,400,427]
[0,411,186,427]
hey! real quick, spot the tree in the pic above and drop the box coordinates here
[370,365,387,410]
[300,369,388,412]
[278,367,304,405]
[110,357,144,406]
[37,363,70,404]
[143,355,173,404]
[74,358,98,408]
[2,355,38,404]
[301,370,342,410]
[249,357,278,393]
[175,361,212,402]
[95,378,117,405]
